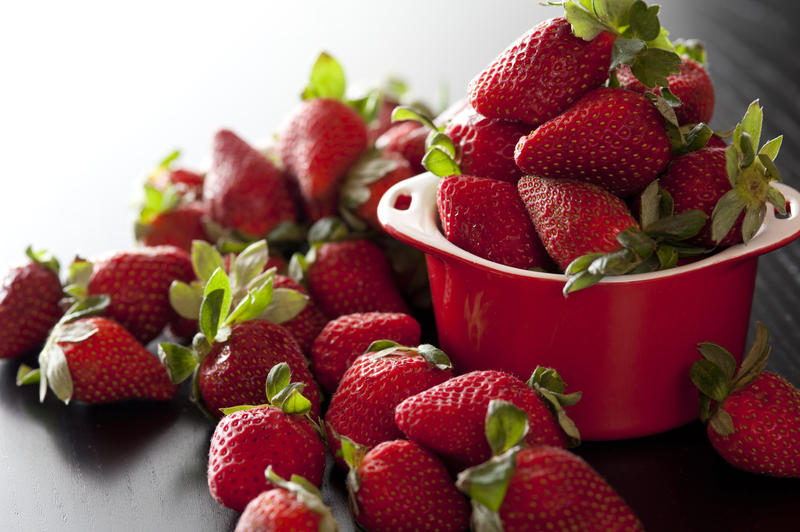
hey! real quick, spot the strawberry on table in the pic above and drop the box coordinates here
[18,299,177,404]
[310,311,421,393]
[84,245,195,344]
[395,368,580,472]
[278,53,369,221]
[0,248,64,359]
[660,100,786,247]
[341,438,470,532]
[468,17,615,126]
[234,468,338,532]
[457,400,643,532]
[691,322,800,478]
[325,342,453,468]
[208,364,327,512]
[515,87,672,198]
[204,129,298,239]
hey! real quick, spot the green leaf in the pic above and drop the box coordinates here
[366,340,400,353]
[169,280,203,320]
[455,448,518,513]
[192,241,224,282]
[711,190,746,244]
[740,100,763,154]
[416,344,452,370]
[683,123,714,153]
[288,252,309,284]
[610,38,646,70]
[604,0,638,26]
[38,342,73,403]
[733,321,771,390]
[759,155,783,183]
[766,186,787,214]
[656,245,678,269]
[639,180,661,229]
[258,287,308,325]
[25,246,60,275]
[266,362,292,404]
[278,386,312,415]
[527,366,567,394]
[659,188,675,218]
[308,217,349,244]
[226,275,274,325]
[673,38,707,64]
[659,87,681,108]
[563,1,610,41]
[588,248,639,276]
[689,359,730,403]
[391,105,436,130]
[302,52,346,101]
[758,135,782,161]
[697,342,737,381]
[158,343,198,383]
[563,270,604,296]
[628,1,661,42]
[200,288,225,342]
[267,221,308,246]
[348,88,382,123]
[68,260,92,287]
[61,295,110,324]
[739,132,755,168]
[485,400,529,456]
[616,227,655,258]
[157,149,181,169]
[645,209,707,240]
[203,267,232,320]
[564,252,604,275]
[709,408,735,436]
[16,364,41,386]
[630,47,681,88]
[741,204,766,243]
[725,144,741,187]
[426,131,457,159]
[231,240,269,293]
[422,146,461,177]
[52,321,98,343]
[646,27,676,52]
[219,404,263,416]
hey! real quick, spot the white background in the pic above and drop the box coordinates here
[0,1,693,271]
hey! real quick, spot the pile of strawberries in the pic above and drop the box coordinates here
[1,1,799,531]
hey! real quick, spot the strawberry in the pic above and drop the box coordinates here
[272,274,328,354]
[617,56,715,125]
[517,175,639,271]
[278,98,368,220]
[325,343,453,468]
[204,129,297,239]
[341,438,470,532]
[515,87,671,198]
[0,248,63,359]
[468,17,614,126]
[457,400,642,532]
[375,121,428,174]
[208,364,326,512]
[339,150,414,231]
[293,236,409,318]
[160,252,320,418]
[85,245,194,344]
[234,469,338,532]
[146,150,205,199]
[443,105,531,182]
[691,322,800,478]
[395,368,580,471]
[438,174,553,271]
[21,309,177,404]
[136,200,209,252]
[310,312,421,393]
[659,101,786,246]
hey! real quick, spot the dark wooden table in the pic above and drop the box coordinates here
[2,1,799,530]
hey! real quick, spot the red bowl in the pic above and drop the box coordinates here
[378,172,800,440]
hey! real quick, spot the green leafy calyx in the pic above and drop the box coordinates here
[526,367,582,446]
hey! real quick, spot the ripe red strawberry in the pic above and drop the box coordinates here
[457,401,642,531]
[278,98,368,220]
[617,56,714,125]
[303,239,409,318]
[396,368,580,471]
[515,87,671,198]
[468,17,614,126]
[517,175,639,271]
[375,121,427,174]
[272,274,328,354]
[235,469,338,532]
[198,319,321,417]
[204,129,298,238]
[342,439,470,532]
[691,322,800,478]
[444,105,531,182]
[0,249,63,359]
[659,147,739,246]
[136,201,209,252]
[208,365,326,512]
[340,150,414,231]
[87,246,194,344]
[310,312,421,393]
[325,343,452,468]
[438,174,554,271]
[32,316,177,404]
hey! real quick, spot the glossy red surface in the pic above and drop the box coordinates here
[379,173,800,440]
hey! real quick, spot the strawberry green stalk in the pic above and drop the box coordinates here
[390,106,460,177]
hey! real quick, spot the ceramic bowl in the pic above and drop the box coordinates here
[377,172,800,440]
